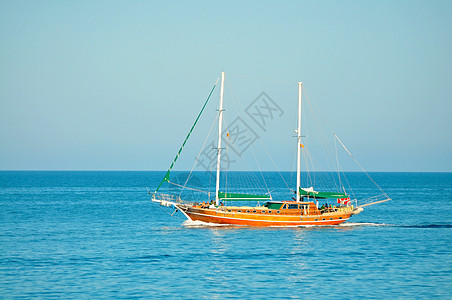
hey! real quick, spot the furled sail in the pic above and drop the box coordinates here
[218,191,272,201]
[299,187,348,199]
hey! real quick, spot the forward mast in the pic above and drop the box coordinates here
[215,71,225,206]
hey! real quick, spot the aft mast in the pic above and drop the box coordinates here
[296,82,303,202]
[215,72,225,206]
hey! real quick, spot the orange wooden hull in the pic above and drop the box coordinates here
[181,205,352,227]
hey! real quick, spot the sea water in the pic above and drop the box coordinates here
[0,171,451,299]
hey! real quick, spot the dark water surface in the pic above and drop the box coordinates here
[1,171,451,299]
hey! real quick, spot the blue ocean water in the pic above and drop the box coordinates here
[1,171,451,299]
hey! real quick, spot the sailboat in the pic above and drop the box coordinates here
[150,72,390,226]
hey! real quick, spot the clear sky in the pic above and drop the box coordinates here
[1,0,451,171]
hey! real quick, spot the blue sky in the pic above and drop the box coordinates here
[1,0,451,171]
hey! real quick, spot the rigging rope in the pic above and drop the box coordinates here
[303,91,341,189]
[334,137,343,192]
[178,111,220,198]
[249,146,272,199]
[223,77,274,196]
[169,181,210,194]
[154,76,220,193]
[334,134,390,199]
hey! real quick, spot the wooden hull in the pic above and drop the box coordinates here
[180,205,352,227]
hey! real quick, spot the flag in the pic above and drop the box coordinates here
[338,197,351,205]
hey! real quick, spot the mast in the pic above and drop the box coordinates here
[215,71,225,206]
[296,82,303,202]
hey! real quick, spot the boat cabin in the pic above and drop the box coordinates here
[264,201,314,210]
[264,201,341,214]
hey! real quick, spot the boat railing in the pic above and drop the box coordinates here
[320,205,354,214]
[152,193,183,204]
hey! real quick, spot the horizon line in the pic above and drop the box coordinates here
[0,170,451,173]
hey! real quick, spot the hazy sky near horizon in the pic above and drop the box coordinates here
[1,0,451,171]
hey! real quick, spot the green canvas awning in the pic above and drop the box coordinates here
[218,191,272,201]
[299,188,348,199]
